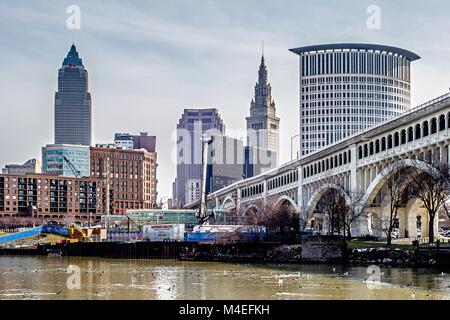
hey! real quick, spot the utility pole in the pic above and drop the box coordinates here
[290,134,301,161]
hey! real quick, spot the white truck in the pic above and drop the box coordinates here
[142,224,185,242]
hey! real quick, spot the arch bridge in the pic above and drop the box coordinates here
[208,93,450,239]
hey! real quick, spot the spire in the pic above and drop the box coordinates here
[260,40,266,67]
[63,44,83,67]
[258,55,267,84]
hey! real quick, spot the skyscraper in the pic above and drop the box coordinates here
[54,44,92,146]
[174,108,225,206]
[245,54,280,173]
[289,43,420,155]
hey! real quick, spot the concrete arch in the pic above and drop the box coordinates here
[243,204,259,213]
[220,195,236,210]
[362,159,439,208]
[306,183,351,216]
[275,195,299,212]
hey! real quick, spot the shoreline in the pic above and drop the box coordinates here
[2,241,450,268]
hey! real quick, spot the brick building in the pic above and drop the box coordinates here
[90,146,158,214]
[0,173,105,222]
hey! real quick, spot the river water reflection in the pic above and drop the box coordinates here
[0,257,449,300]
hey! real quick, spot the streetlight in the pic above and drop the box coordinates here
[290,134,301,161]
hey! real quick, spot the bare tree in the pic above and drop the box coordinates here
[297,203,310,234]
[338,191,369,241]
[377,161,410,246]
[409,160,450,243]
[239,199,299,242]
[320,189,369,242]
[320,190,345,235]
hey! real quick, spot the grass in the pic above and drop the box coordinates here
[347,239,414,250]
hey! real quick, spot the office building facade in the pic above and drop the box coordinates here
[54,44,92,146]
[2,159,41,175]
[114,132,156,153]
[243,146,276,179]
[207,134,244,194]
[42,144,90,177]
[174,108,225,206]
[289,43,420,155]
[0,173,105,220]
[89,146,158,214]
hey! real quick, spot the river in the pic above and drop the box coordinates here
[0,256,449,300]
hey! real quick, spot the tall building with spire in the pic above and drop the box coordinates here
[246,54,280,170]
[54,44,92,146]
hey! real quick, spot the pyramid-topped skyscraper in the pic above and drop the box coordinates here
[54,44,92,146]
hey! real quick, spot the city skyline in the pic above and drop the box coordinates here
[2,1,450,201]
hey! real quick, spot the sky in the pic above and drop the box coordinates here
[1,0,450,201]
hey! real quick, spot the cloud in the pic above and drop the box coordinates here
[1,0,450,200]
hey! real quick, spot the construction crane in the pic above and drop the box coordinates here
[63,156,82,178]
[198,134,214,225]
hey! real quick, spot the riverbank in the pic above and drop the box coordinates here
[2,238,450,267]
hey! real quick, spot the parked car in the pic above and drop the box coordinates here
[440,230,450,237]
[391,229,399,239]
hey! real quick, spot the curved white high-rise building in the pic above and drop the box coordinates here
[289,43,420,156]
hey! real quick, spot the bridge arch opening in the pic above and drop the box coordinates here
[362,159,443,240]
[275,195,299,213]
[305,184,351,235]
[220,196,235,210]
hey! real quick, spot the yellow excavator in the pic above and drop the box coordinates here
[68,224,107,242]
[69,224,87,242]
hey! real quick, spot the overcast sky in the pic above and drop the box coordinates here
[1,0,450,200]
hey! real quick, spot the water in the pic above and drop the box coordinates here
[0,256,450,300]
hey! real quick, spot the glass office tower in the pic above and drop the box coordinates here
[54,44,92,146]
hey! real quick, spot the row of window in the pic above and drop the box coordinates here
[301,76,410,90]
[303,150,352,178]
[302,84,408,94]
[241,183,264,198]
[300,51,410,81]
[358,113,450,159]
[267,171,299,191]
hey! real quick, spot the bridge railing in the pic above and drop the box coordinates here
[405,92,450,116]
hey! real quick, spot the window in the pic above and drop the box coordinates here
[423,121,429,137]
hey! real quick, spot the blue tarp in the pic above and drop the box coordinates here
[0,226,44,244]
[41,225,70,237]
[185,232,267,243]
[0,225,70,245]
